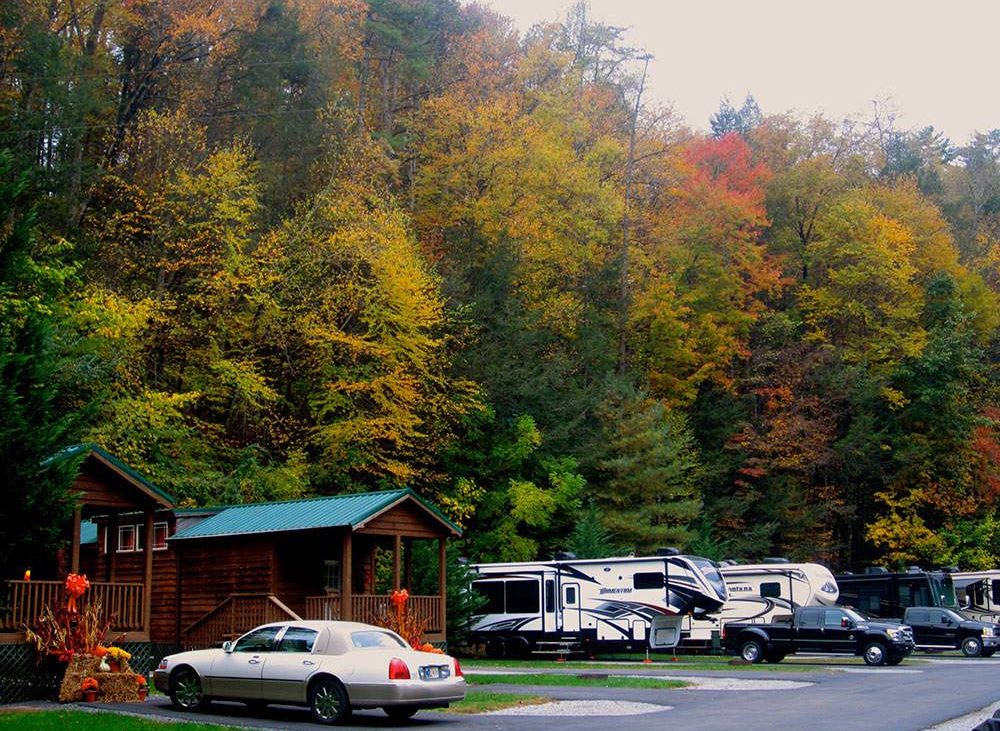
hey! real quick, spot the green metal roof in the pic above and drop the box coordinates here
[171,488,461,541]
[44,443,175,507]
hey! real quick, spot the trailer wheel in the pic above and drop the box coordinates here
[862,642,887,666]
[739,639,764,664]
[961,637,983,657]
[485,639,506,659]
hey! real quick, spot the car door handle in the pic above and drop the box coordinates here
[248,659,262,665]
[303,660,315,666]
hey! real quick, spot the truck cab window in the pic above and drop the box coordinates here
[798,608,821,627]
[823,609,846,627]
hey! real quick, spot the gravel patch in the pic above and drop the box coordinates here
[482,700,670,716]
[922,699,1000,731]
[637,676,811,691]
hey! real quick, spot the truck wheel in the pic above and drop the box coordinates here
[886,655,904,666]
[740,639,764,664]
[764,651,785,664]
[983,649,996,658]
[961,637,983,657]
[862,642,887,666]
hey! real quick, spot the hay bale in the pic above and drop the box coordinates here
[58,655,101,702]
[93,671,142,703]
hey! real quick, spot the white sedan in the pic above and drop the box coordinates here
[153,621,466,724]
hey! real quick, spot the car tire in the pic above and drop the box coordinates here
[961,637,983,658]
[170,667,208,711]
[862,642,888,666]
[983,649,996,658]
[740,639,765,664]
[886,655,904,666]
[384,706,420,721]
[309,677,351,725]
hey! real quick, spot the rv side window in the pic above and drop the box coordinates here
[565,586,577,605]
[506,580,540,614]
[472,581,505,614]
[545,580,555,613]
[993,581,1000,606]
[634,572,665,590]
[760,582,781,598]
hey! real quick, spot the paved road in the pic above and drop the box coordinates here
[98,657,1000,731]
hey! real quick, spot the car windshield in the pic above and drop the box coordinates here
[350,630,407,649]
[944,609,969,622]
[933,574,958,608]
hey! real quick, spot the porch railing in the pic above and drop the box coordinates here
[1,580,145,632]
[181,593,301,649]
[304,594,443,632]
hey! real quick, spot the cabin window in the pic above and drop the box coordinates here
[324,560,342,592]
[278,626,319,653]
[564,586,577,605]
[634,572,665,590]
[117,525,137,553]
[472,581,505,614]
[152,522,169,551]
[506,580,540,614]
[760,582,782,599]
[545,580,555,613]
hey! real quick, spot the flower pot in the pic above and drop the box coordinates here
[82,690,98,703]
[108,660,120,673]
[137,688,148,701]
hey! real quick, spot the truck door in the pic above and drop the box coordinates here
[821,608,857,652]
[562,583,581,633]
[794,607,825,651]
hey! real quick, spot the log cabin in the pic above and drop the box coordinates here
[1,445,460,649]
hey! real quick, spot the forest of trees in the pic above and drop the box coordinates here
[2,0,998,579]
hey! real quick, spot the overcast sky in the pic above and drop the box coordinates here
[477,0,998,144]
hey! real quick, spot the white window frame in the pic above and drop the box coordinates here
[152,522,169,551]
[117,524,137,553]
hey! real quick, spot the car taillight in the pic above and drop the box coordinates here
[157,659,168,670]
[453,658,463,678]
[388,657,410,680]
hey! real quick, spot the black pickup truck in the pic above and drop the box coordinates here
[902,606,999,657]
[723,605,915,666]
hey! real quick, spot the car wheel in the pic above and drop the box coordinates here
[309,678,351,725]
[886,655,904,666]
[384,706,420,721]
[170,667,207,711]
[983,649,996,658]
[740,639,764,664]
[962,637,983,657]
[863,642,887,666]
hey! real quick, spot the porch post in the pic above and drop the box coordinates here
[392,535,402,590]
[143,510,153,637]
[438,538,447,636]
[70,506,82,573]
[341,530,353,620]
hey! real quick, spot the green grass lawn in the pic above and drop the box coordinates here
[442,691,551,714]
[468,673,689,689]
[0,709,227,731]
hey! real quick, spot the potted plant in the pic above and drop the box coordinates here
[136,675,148,701]
[106,646,131,672]
[81,677,99,703]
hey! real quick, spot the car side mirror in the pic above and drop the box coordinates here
[841,618,852,628]
[222,641,233,653]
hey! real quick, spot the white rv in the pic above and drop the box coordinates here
[953,571,1000,623]
[469,552,727,655]
[680,562,840,647]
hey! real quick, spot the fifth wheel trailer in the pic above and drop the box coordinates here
[952,570,1000,623]
[679,562,840,647]
[468,552,727,655]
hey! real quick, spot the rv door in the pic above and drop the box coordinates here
[562,582,581,632]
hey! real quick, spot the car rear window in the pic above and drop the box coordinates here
[351,631,407,649]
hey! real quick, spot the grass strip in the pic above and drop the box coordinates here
[468,673,689,689]
[0,709,226,731]
[441,690,551,714]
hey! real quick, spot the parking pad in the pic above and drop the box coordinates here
[482,700,671,716]
[839,667,923,674]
